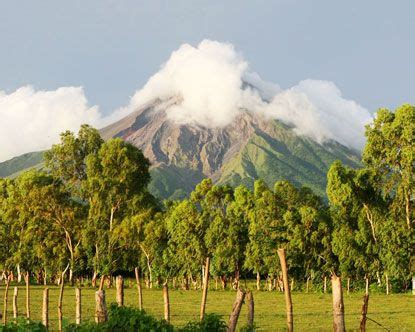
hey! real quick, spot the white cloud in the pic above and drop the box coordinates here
[1,40,373,163]
[122,39,372,150]
[0,86,103,162]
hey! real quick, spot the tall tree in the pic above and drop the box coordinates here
[363,105,414,228]
[83,138,151,276]
[44,124,103,197]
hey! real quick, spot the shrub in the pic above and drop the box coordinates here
[66,304,173,332]
[179,313,227,332]
[0,319,47,332]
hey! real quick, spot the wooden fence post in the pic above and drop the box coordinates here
[13,287,18,321]
[227,288,245,332]
[134,267,143,310]
[95,290,108,323]
[116,275,124,306]
[42,288,49,329]
[246,290,254,328]
[24,272,30,320]
[163,282,170,323]
[76,287,82,325]
[3,275,11,324]
[278,248,293,332]
[332,275,346,332]
[359,294,369,332]
[58,266,69,332]
[200,257,210,321]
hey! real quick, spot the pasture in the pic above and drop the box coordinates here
[1,282,414,331]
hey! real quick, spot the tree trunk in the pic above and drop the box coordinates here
[233,269,240,290]
[324,276,327,293]
[184,276,189,290]
[278,248,293,332]
[13,287,18,321]
[359,294,369,332]
[200,257,210,321]
[331,275,346,332]
[24,272,30,320]
[92,271,97,288]
[365,277,369,295]
[386,274,390,295]
[306,277,310,293]
[95,290,108,323]
[347,278,350,295]
[69,268,74,286]
[17,265,22,283]
[76,287,81,325]
[99,275,106,291]
[221,276,227,290]
[163,282,170,323]
[42,288,49,329]
[134,267,143,310]
[227,288,245,332]
[116,276,124,306]
[3,275,11,324]
[246,290,254,328]
[58,270,66,332]
[256,272,261,290]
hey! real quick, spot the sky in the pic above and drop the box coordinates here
[0,1,414,161]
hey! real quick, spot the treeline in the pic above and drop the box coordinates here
[0,105,413,291]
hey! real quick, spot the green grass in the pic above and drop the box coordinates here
[1,283,414,331]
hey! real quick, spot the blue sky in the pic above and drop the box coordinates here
[1,0,414,114]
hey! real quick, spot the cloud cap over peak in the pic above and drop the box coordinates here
[123,39,372,150]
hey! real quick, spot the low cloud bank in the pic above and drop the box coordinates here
[0,86,102,162]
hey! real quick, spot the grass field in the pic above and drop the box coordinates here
[1,282,414,331]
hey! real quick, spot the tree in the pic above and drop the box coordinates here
[83,138,151,277]
[244,180,282,286]
[44,124,103,198]
[164,199,204,288]
[363,105,414,286]
[363,105,414,229]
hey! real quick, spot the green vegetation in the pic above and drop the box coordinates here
[0,285,413,331]
[0,105,414,330]
[0,151,44,178]
[218,121,361,198]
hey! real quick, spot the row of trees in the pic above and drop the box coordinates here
[0,105,413,291]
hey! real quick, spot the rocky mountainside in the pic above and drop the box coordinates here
[101,99,361,199]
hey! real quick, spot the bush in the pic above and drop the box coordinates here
[66,304,174,332]
[0,319,47,332]
[179,313,227,332]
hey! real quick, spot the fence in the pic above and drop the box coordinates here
[1,266,414,331]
